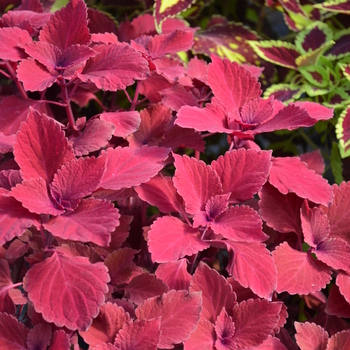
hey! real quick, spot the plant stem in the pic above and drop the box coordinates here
[59,78,76,129]
[5,62,28,100]
[190,227,208,274]
[130,80,141,111]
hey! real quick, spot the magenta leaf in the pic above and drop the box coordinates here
[183,320,215,350]
[159,84,198,111]
[9,177,64,215]
[223,240,277,299]
[69,118,115,156]
[294,101,333,121]
[0,27,32,61]
[0,312,29,349]
[189,262,236,323]
[295,322,329,350]
[50,155,106,210]
[24,251,109,331]
[207,55,262,115]
[114,319,161,350]
[43,198,120,247]
[272,242,332,295]
[259,182,304,235]
[0,132,15,154]
[0,194,40,246]
[215,308,235,350]
[99,146,170,191]
[231,299,282,348]
[211,149,272,203]
[148,216,209,263]
[135,290,202,349]
[14,108,75,183]
[269,157,333,206]
[78,44,149,91]
[210,205,268,242]
[300,150,325,175]
[39,0,90,51]
[155,259,192,291]
[49,330,70,350]
[79,303,130,347]
[135,174,185,214]
[99,111,140,138]
[173,153,222,215]
[325,284,350,319]
[124,273,169,305]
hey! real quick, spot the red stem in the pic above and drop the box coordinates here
[130,80,141,111]
[59,78,76,129]
[5,61,28,100]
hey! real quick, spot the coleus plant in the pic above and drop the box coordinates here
[0,0,350,349]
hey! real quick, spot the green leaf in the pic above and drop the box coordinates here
[299,65,330,88]
[336,105,350,158]
[295,41,334,67]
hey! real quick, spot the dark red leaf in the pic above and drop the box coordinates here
[49,330,70,350]
[27,322,52,350]
[0,312,29,349]
[325,284,350,319]
[24,251,109,331]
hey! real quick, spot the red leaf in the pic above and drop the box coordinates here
[24,251,109,331]
[124,273,169,305]
[128,103,172,147]
[49,330,70,350]
[301,204,330,247]
[104,248,139,286]
[148,216,209,263]
[300,150,325,176]
[210,205,268,242]
[114,319,161,350]
[259,182,304,235]
[294,101,334,121]
[69,119,115,156]
[231,299,282,348]
[272,242,332,295]
[5,239,28,260]
[0,27,32,61]
[207,55,261,115]
[0,96,47,136]
[78,44,149,91]
[44,198,120,246]
[17,58,58,91]
[160,84,198,111]
[327,330,350,350]
[50,156,106,209]
[155,259,192,291]
[0,194,40,246]
[215,308,235,350]
[147,30,194,58]
[135,290,202,349]
[176,101,232,133]
[173,154,222,215]
[79,303,130,347]
[100,111,140,138]
[0,132,15,154]
[325,284,350,319]
[14,108,75,183]
[269,157,333,206]
[9,177,64,215]
[336,272,350,304]
[251,336,288,350]
[183,319,215,350]
[211,149,272,203]
[39,0,90,51]
[321,182,350,243]
[109,215,133,250]
[0,312,29,349]
[189,262,236,323]
[27,322,52,350]
[135,174,185,214]
[99,146,170,191]
[295,322,328,350]
[223,241,277,299]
